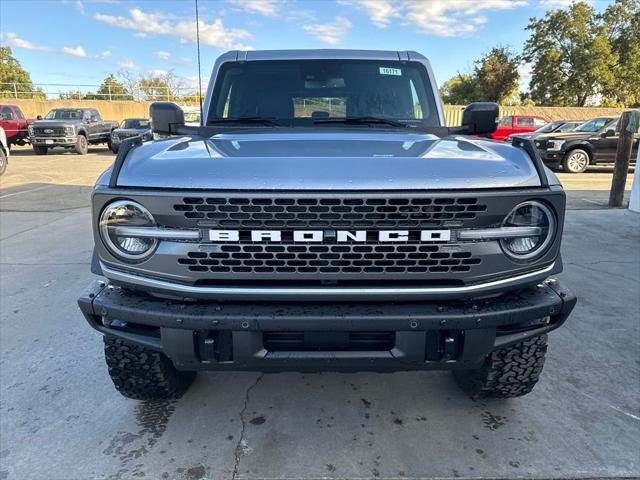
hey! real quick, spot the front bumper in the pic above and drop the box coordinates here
[78,279,576,372]
[31,136,76,146]
[539,150,564,165]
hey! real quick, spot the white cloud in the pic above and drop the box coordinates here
[74,0,85,15]
[134,32,148,38]
[404,0,527,37]
[180,57,193,64]
[96,50,112,59]
[155,50,171,59]
[147,68,169,77]
[61,45,87,57]
[355,0,399,28]
[117,59,139,70]
[540,0,591,6]
[0,32,50,51]
[303,16,352,45]
[94,8,252,49]
[228,0,278,16]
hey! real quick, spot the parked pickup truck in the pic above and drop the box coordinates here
[535,115,640,173]
[78,49,576,401]
[29,108,117,155]
[0,104,34,147]
[489,114,549,141]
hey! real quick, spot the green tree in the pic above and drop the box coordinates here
[439,73,481,105]
[474,47,520,104]
[84,74,133,100]
[523,2,616,106]
[601,0,640,106]
[0,46,45,99]
[439,47,520,105]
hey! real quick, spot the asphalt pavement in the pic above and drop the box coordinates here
[0,148,638,480]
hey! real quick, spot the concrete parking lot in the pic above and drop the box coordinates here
[1,146,638,480]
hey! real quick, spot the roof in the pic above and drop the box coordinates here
[228,49,427,62]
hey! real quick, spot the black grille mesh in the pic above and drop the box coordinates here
[173,196,487,228]
[33,127,66,136]
[178,243,481,275]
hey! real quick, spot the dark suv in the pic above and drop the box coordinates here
[535,115,640,173]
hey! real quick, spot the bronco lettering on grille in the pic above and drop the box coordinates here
[208,229,451,243]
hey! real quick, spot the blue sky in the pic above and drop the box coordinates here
[0,0,614,96]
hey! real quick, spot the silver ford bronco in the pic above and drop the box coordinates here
[78,50,576,400]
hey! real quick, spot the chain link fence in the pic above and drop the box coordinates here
[0,82,201,101]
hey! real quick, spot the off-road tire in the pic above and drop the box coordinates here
[33,145,48,155]
[75,134,88,155]
[562,148,589,173]
[453,335,548,399]
[0,149,6,175]
[104,337,196,400]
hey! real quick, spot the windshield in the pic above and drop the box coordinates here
[121,119,150,129]
[45,109,84,120]
[574,118,614,132]
[209,60,440,127]
[534,121,563,134]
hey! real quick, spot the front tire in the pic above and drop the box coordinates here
[453,335,548,399]
[562,149,589,173]
[74,134,88,155]
[104,337,196,400]
[33,145,48,155]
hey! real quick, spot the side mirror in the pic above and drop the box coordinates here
[89,115,97,123]
[36,115,42,120]
[603,129,616,138]
[461,102,499,135]
[150,102,185,135]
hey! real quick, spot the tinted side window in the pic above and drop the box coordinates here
[516,117,534,127]
[499,116,512,126]
[14,108,24,119]
[533,117,546,126]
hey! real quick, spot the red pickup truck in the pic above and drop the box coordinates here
[489,114,549,141]
[0,104,34,147]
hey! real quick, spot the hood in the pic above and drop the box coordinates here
[113,128,151,135]
[32,119,84,127]
[111,130,542,190]
[536,131,592,141]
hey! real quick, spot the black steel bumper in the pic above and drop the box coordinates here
[78,279,576,373]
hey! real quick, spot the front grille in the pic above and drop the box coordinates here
[173,196,487,228]
[33,127,66,137]
[178,243,481,275]
[263,331,395,351]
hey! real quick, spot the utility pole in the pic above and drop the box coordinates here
[609,110,639,207]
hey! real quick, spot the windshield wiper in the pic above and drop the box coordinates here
[207,117,282,126]
[313,116,407,128]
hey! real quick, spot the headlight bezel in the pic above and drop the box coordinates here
[64,125,75,136]
[546,139,565,151]
[499,200,557,262]
[99,199,158,262]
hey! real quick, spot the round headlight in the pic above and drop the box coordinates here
[500,201,556,261]
[99,200,157,261]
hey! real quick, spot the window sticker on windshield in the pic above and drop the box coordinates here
[379,67,402,76]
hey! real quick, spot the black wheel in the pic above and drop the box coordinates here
[0,149,6,175]
[33,145,48,155]
[562,148,589,173]
[453,335,548,399]
[104,337,196,400]
[75,134,88,155]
